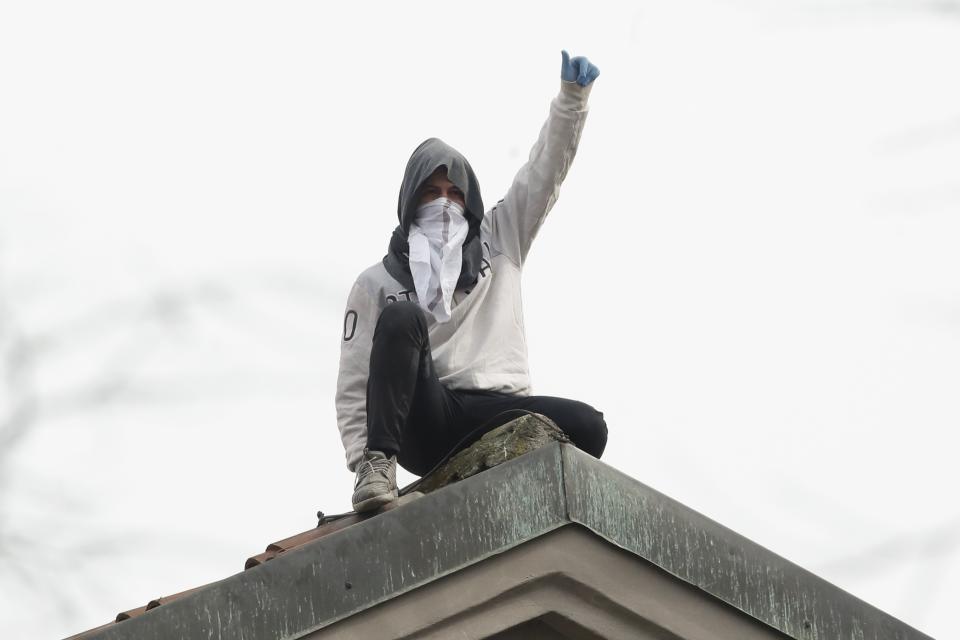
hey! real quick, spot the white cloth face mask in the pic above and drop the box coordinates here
[407,197,469,323]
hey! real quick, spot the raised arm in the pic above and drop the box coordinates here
[489,50,599,267]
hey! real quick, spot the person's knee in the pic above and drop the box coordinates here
[375,301,427,340]
[564,402,607,458]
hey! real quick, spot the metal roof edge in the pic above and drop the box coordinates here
[77,443,569,640]
[559,444,933,640]
[70,443,933,640]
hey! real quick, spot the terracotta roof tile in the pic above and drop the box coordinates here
[68,496,420,638]
[67,412,555,637]
[63,621,115,640]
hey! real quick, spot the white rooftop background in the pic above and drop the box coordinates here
[1,1,957,638]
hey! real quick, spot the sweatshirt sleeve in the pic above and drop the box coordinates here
[489,80,592,267]
[335,277,379,471]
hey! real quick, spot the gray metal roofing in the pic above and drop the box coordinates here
[70,443,932,640]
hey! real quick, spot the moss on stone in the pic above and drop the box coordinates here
[416,413,570,494]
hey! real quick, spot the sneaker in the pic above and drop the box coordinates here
[352,448,398,513]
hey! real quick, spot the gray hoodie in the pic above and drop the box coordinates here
[335,81,592,471]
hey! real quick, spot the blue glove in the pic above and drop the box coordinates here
[560,50,600,86]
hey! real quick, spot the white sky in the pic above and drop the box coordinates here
[1,1,958,638]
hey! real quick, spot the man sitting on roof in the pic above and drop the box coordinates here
[336,51,608,513]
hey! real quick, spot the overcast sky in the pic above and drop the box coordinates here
[1,1,958,638]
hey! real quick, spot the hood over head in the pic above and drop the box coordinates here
[397,138,484,232]
[383,138,486,294]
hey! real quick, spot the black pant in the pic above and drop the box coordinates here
[366,301,608,476]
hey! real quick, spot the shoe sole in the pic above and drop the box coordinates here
[353,490,399,514]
